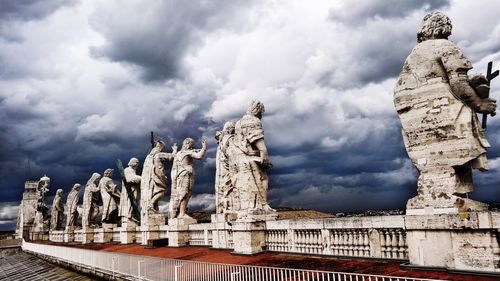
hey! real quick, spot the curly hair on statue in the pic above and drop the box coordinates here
[417,12,452,43]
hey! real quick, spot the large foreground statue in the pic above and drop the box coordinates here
[65,184,81,228]
[82,173,101,228]
[50,189,64,230]
[119,157,142,226]
[169,138,207,220]
[394,12,496,213]
[140,140,177,225]
[99,169,120,224]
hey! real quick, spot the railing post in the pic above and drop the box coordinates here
[231,272,241,281]
[112,256,117,279]
[138,260,145,280]
[174,265,182,281]
[204,229,209,246]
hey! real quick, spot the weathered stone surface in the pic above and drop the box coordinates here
[82,173,101,229]
[119,157,141,227]
[32,176,51,232]
[65,184,80,228]
[99,168,120,224]
[217,101,276,220]
[215,121,237,214]
[394,12,496,213]
[232,221,266,255]
[169,138,207,220]
[49,189,64,231]
[15,180,45,238]
[405,211,500,272]
[140,141,177,226]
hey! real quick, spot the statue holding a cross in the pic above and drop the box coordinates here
[394,12,497,214]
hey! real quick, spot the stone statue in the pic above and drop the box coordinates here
[169,137,207,220]
[140,140,177,225]
[82,173,101,228]
[65,184,81,228]
[34,175,51,231]
[231,101,274,215]
[119,157,142,226]
[50,189,64,230]
[394,12,497,213]
[99,168,120,224]
[215,121,238,214]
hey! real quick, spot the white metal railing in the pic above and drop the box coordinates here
[22,240,445,281]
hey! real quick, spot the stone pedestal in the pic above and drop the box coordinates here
[232,221,266,255]
[94,224,116,243]
[64,226,76,242]
[142,212,166,227]
[139,225,160,246]
[118,226,136,244]
[168,217,197,247]
[237,209,278,222]
[405,211,500,273]
[211,213,237,249]
[82,227,94,244]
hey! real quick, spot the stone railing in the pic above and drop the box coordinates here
[265,216,407,260]
[187,223,213,246]
[74,231,83,242]
[49,230,64,242]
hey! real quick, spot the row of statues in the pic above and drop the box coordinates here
[38,100,274,231]
[23,12,498,233]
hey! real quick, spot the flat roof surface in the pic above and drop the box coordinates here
[38,241,498,281]
[0,252,91,280]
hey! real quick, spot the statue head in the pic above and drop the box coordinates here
[128,157,139,168]
[246,100,265,119]
[56,189,63,197]
[87,172,102,186]
[417,12,452,43]
[182,137,195,150]
[73,183,81,191]
[38,175,50,190]
[104,168,114,178]
[223,121,236,135]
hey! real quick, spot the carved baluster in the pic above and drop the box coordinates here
[345,230,352,256]
[391,229,398,258]
[398,230,405,259]
[363,230,370,256]
[385,230,393,259]
[340,230,345,255]
[380,229,386,258]
[281,230,286,251]
[332,230,339,255]
[352,230,357,256]
[306,230,312,253]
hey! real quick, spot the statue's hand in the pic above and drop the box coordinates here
[172,143,178,151]
[477,98,497,115]
[201,137,207,147]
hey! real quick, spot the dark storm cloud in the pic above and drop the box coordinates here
[89,0,253,82]
[0,0,75,21]
[328,0,450,26]
[1,1,500,231]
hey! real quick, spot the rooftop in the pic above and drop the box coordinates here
[38,241,498,281]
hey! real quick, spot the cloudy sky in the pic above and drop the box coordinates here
[1,0,500,230]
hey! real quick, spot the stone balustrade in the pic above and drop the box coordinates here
[49,230,64,242]
[265,215,407,260]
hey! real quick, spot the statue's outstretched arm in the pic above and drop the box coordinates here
[191,138,207,160]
